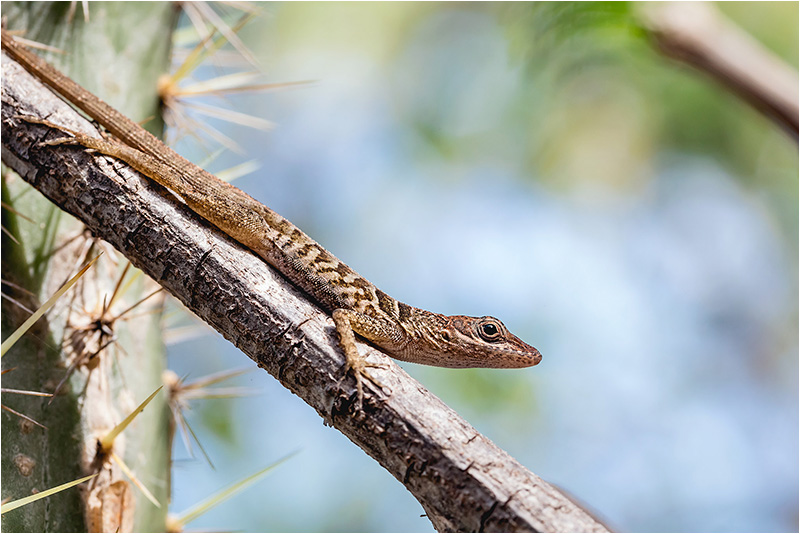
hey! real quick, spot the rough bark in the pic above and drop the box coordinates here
[2,52,609,533]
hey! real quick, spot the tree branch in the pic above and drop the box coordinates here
[640,2,799,140]
[1,52,608,533]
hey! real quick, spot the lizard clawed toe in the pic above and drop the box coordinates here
[39,137,77,146]
[14,115,88,148]
[337,352,387,415]
[37,137,81,149]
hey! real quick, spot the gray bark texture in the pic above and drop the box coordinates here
[2,52,609,533]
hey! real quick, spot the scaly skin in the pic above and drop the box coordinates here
[3,32,541,408]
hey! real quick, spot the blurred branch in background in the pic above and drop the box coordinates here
[640,1,799,140]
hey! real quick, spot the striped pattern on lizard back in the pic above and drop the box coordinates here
[23,120,543,372]
[29,123,541,369]
[172,169,541,369]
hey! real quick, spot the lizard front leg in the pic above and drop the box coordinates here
[331,309,403,411]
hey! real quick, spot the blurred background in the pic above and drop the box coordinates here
[163,3,798,532]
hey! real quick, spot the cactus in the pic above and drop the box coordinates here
[2,3,178,531]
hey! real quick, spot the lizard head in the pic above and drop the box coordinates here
[402,314,541,369]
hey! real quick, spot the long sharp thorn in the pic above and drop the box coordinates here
[1,405,47,429]
[1,388,52,397]
[1,254,102,356]
[110,451,161,508]
[112,288,163,321]
[99,386,163,452]
[175,452,297,527]
[104,262,131,315]
[1,474,97,514]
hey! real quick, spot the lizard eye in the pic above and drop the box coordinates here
[477,320,502,342]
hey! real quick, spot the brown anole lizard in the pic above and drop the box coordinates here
[1,32,541,407]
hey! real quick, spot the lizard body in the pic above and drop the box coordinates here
[2,32,541,402]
